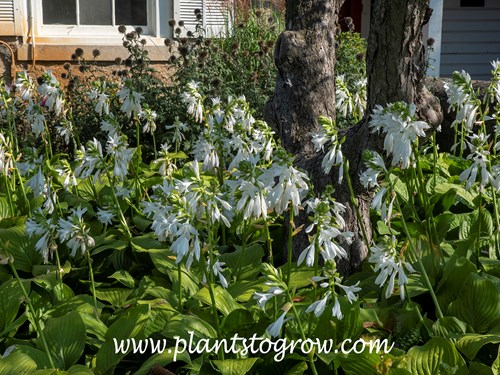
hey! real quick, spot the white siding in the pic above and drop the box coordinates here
[440,0,500,80]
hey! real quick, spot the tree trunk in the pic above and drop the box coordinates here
[263,0,344,267]
[265,0,443,274]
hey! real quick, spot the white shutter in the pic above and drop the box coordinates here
[178,0,203,34]
[0,0,21,36]
[204,0,228,37]
[177,0,229,37]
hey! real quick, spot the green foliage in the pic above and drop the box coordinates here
[165,10,283,119]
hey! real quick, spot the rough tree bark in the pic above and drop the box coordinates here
[265,0,443,274]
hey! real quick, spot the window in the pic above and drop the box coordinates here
[41,0,147,27]
[460,0,485,7]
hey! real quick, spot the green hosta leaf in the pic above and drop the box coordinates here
[430,176,476,209]
[0,352,37,375]
[94,288,133,307]
[335,351,384,375]
[0,225,42,272]
[455,334,500,360]
[285,362,308,375]
[67,365,94,374]
[95,304,150,375]
[133,349,190,375]
[221,309,264,337]
[468,362,495,375]
[212,358,260,375]
[432,317,467,337]
[480,258,500,278]
[131,234,165,253]
[149,250,200,296]
[0,278,28,334]
[108,270,136,288]
[227,279,268,303]
[404,337,462,375]
[0,195,13,219]
[76,177,104,202]
[192,286,243,316]
[92,239,128,255]
[39,311,86,369]
[448,273,500,333]
[493,346,500,374]
[220,243,264,280]
[162,313,217,342]
[281,265,315,290]
[436,256,476,308]
[32,261,72,277]
[7,345,51,369]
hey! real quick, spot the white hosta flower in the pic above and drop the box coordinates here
[369,102,430,169]
[57,206,95,257]
[0,134,13,176]
[444,82,469,111]
[39,71,64,116]
[336,75,353,118]
[96,208,115,226]
[27,167,46,198]
[203,260,229,289]
[153,143,177,177]
[117,85,143,118]
[193,139,219,171]
[165,118,188,150]
[56,119,75,145]
[360,151,387,189]
[100,114,120,136]
[106,134,135,181]
[299,193,352,266]
[87,85,110,116]
[139,108,157,134]
[15,70,35,101]
[459,153,491,190]
[26,209,57,263]
[181,81,204,123]
[26,103,46,137]
[335,279,361,304]
[267,311,291,338]
[253,286,284,309]
[74,138,105,181]
[459,133,492,189]
[264,162,309,216]
[306,291,331,317]
[453,102,478,132]
[369,239,416,300]
[332,297,343,320]
[371,186,395,223]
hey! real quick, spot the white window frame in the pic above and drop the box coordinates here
[32,0,162,42]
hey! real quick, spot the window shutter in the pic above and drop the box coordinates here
[204,0,229,36]
[179,0,203,34]
[0,0,21,36]
[178,0,229,37]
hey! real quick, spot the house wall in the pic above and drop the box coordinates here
[440,0,500,80]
